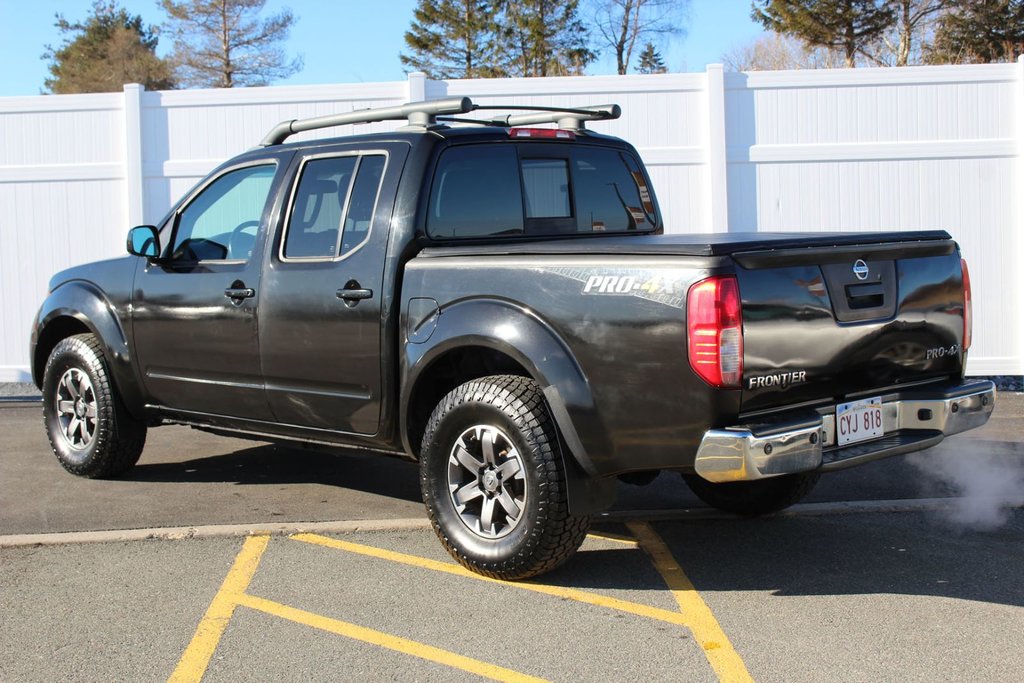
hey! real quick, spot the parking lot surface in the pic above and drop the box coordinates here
[1,393,1022,681]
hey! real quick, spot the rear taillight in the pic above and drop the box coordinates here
[687,275,743,388]
[961,258,972,351]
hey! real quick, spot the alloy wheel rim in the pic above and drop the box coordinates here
[447,425,528,539]
[55,368,98,450]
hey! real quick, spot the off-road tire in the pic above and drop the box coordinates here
[41,333,146,478]
[420,375,590,580]
[681,471,821,516]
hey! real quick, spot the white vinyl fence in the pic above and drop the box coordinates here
[1,64,1021,381]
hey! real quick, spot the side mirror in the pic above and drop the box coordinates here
[127,225,161,258]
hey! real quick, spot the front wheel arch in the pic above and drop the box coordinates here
[32,281,146,418]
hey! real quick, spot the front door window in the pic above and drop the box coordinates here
[170,164,276,262]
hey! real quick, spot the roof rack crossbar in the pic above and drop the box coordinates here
[474,103,621,131]
[259,96,474,146]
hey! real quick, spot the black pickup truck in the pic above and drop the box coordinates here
[31,98,994,579]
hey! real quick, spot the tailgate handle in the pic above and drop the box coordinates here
[845,282,884,309]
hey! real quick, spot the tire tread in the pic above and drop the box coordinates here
[421,374,589,580]
[42,333,146,478]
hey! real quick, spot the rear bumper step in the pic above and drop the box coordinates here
[694,380,995,483]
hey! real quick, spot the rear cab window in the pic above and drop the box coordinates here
[427,142,659,240]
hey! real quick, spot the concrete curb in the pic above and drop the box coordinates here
[2,497,1006,548]
[0,518,433,548]
[597,497,967,522]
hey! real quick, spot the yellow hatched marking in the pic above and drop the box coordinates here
[627,521,755,683]
[291,532,691,627]
[168,535,270,683]
[236,593,546,683]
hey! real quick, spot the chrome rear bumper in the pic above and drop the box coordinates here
[694,380,996,483]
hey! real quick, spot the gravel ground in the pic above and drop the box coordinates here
[0,383,40,400]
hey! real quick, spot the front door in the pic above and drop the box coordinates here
[132,158,287,420]
[258,144,406,434]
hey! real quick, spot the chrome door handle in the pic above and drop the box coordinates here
[224,287,255,300]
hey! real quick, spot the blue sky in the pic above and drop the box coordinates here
[0,0,765,96]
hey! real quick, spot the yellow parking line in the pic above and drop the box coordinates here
[291,532,692,627]
[627,521,754,683]
[236,593,546,683]
[168,535,270,683]
[586,530,640,546]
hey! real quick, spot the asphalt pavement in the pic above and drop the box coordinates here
[1,392,1021,682]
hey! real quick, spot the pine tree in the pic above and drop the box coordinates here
[43,1,175,93]
[401,0,504,78]
[753,0,896,67]
[500,0,596,77]
[636,42,667,73]
[928,0,1024,63]
[160,0,302,88]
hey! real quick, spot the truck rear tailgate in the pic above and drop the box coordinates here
[733,232,967,414]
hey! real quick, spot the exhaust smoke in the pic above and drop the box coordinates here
[908,447,1024,531]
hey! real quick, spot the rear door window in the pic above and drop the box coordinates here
[283,153,387,259]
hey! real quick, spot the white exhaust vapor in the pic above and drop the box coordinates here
[909,447,1024,530]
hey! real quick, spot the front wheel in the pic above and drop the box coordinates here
[681,471,820,516]
[420,375,589,580]
[41,333,146,478]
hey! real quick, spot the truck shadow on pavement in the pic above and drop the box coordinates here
[567,510,1024,610]
[80,426,1024,611]
[126,442,424,504]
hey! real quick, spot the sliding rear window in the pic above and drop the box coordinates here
[427,143,659,239]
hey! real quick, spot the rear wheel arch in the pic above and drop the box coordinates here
[401,300,617,515]
[401,302,599,469]
[405,345,531,460]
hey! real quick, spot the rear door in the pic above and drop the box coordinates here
[257,142,408,434]
[734,239,966,413]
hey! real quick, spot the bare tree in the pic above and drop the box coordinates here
[591,0,687,74]
[861,0,952,66]
[722,32,843,71]
[160,0,302,88]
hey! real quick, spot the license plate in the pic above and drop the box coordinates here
[835,397,884,446]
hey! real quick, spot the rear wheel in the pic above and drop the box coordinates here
[420,375,589,580]
[41,333,146,478]
[681,471,820,516]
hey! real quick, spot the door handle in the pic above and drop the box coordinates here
[224,287,255,301]
[336,288,373,301]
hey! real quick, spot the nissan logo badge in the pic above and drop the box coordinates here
[852,259,869,280]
